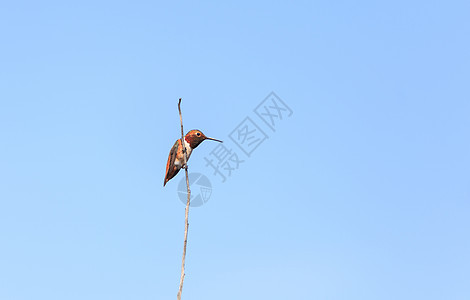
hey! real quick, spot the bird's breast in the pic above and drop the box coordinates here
[175,139,193,167]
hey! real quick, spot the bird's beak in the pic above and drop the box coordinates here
[205,137,223,143]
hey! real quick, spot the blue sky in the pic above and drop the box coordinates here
[1,1,469,299]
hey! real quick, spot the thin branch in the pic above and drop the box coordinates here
[177,98,191,300]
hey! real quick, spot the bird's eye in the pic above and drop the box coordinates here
[196,132,201,136]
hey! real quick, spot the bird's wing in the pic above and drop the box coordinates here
[164,139,180,186]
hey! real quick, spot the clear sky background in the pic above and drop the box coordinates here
[1,1,469,299]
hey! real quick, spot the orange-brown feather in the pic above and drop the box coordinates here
[164,139,182,186]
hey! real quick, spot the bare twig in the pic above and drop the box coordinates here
[177,98,190,300]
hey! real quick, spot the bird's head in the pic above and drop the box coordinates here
[184,129,223,149]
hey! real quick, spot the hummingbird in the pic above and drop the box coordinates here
[164,129,223,186]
